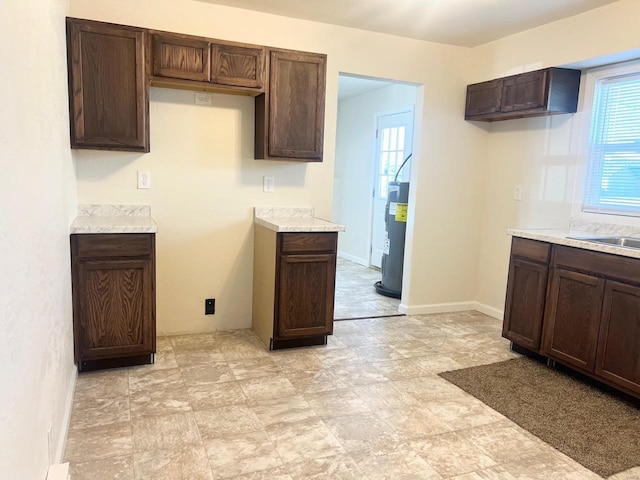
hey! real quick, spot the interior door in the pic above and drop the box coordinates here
[371,109,413,268]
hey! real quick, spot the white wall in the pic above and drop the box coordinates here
[472,0,640,313]
[333,83,417,265]
[70,0,486,331]
[0,0,77,477]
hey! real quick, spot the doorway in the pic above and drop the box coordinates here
[371,109,414,268]
[332,74,418,320]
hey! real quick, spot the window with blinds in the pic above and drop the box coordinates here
[583,71,640,216]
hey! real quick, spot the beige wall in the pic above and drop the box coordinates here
[70,0,486,332]
[472,0,640,313]
[0,0,77,476]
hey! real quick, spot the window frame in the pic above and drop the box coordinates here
[581,59,640,218]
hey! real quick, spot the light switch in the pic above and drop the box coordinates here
[263,176,275,193]
[514,185,522,201]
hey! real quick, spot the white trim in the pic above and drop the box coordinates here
[337,250,368,267]
[398,301,503,320]
[46,462,69,480]
[55,368,77,464]
[399,301,478,316]
[473,302,504,320]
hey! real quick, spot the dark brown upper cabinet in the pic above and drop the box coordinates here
[150,33,265,91]
[66,18,149,152]
[152,33,211,82]
[212,42,265,89]
[465,79,503,118]
[255,49,327,161]
[66,18,327,160]
[465,67,581,122]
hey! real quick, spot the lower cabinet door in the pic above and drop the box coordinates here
[503,257,548,351]
[595,281,640,395]
[542,268,604,372]
[76,258,154,360]
[276,253,335,338]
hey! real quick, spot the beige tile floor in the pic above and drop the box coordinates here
[334,258,401,319]
[64,311,640,480]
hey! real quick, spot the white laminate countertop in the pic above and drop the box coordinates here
[508,228,640,259]
[254,206,345,233]
[70,204,158,234]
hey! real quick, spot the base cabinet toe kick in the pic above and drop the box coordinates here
[503,237,640,399]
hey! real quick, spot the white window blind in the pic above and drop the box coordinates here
[583,72,640,216]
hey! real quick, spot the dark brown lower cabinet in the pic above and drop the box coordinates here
[595,281,640,395]
[542,269,604,372]
[71,234,156,371]
[503,258,548,351]
[502,237,550,351]
[504,239,640,399]
[277,253,335,339]
[252,226,336,350]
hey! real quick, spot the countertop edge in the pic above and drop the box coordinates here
[70,216,158,234]
[255,217,345,233]
[70,226,158,234]
[508,228,640,259]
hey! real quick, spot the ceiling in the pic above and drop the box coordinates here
[198,0,618,47]
[338,76,396,100]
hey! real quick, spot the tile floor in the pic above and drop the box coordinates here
[334,258,400,319]
[64,311,640,479]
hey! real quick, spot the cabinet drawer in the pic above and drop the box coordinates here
[511,237,550,264]
[73,234,154,258]
[280,232,337,254]
[553,246,640,285]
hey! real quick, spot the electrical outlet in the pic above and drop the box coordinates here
[263,176,275,193]
[195,92,212,106]
[137,171,151,189]
[205,298,215,315]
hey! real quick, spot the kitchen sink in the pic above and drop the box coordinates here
[569,236,640,249]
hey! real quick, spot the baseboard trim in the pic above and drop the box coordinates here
[398,301,504,320]
[473,302,504,320]
[47,462,69,480]
[55,367,77,464]
[337,251,368,267]
[399,301,478,316]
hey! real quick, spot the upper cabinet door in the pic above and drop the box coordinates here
[501,70,549,113]
[211,43,265,89]
[267,50,326,161]
[465,79,503,118]
[66,18,149,152]
[152,33,211,82]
